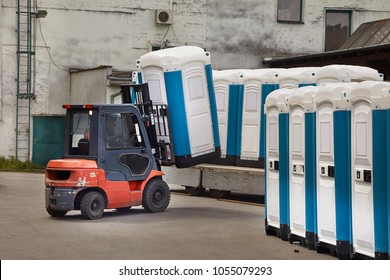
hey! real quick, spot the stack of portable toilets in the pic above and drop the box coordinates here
[238,69,282,168]
[285,86,319,250]
[212,69,246,165]
[137,46,220,168]
[350,81,390,259]
[264,88,292,241]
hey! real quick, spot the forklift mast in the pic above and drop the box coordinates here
[120,83,175,168]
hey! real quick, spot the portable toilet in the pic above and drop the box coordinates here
[264,88,292,241]
[350,81,390,259]
[277,67,318,89]
[315,64,384,85]
[238,69,282,168]
[314,82,355,259]
[137,46,220,168]
[286,86,318,250]
[212,69,246,165]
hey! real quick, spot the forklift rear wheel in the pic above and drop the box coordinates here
[46,207,68,217]
[80,191,105,220]
[142,179,170,213]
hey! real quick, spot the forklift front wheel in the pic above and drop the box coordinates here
[80,191,105,220]
[142,179,170,213]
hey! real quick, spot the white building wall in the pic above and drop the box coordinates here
[0,0,206,160]
[207,0,390,69]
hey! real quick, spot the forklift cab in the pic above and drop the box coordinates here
[62,104,158,182]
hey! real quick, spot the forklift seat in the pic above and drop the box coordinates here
[78,138,89,155]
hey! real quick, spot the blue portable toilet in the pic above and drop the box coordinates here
[350,81,390,259]
[277,67,318,89]
[212,69,246,166]
[313,82,355,259]
[286,86,319,250]
[315,64,384,85]
[264,88,292,241]
[137,46,220,168]
[238,69,282,168]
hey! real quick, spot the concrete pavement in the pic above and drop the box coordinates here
[0,171,335,260]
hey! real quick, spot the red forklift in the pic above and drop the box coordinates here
[45,84,174,219]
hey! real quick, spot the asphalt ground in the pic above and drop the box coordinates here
[0,171,336,260]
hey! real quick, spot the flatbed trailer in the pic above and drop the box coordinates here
[162,164,265,198]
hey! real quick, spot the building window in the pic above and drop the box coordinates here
[277,0,303,23]
[325,10,352,51]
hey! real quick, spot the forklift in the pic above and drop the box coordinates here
[45,84,174,219]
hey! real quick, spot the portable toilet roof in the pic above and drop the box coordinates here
[286,86,318,112]
[137,46,211,71]
[315,64,383,85]
[265,88,292,113]
[241,68,283,84]
[314,82,356,109]
[213,69,247,84]
[350,81,390,109]
[277,67,319,88]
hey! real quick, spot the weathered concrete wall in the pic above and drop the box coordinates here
[1,0,388,160]
[70,67,112,104]
[0,0,207,159]
[206,0,390,69]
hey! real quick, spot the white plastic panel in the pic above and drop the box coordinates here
[182,62,215,157]
[289,106,306,238]
[241,82,261,160]
[142,66,167,104]
[316,102,336,246]
[214,79,229,157]
[351,100,374,258]
[266,107,280,228]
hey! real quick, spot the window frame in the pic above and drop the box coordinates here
[324,9,352,51]
[277,0,303,24]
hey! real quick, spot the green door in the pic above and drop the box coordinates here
[32,116,65,166]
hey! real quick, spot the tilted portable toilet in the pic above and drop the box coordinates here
[350,81,390,259]
[314,82,355,259]
[315,64,384,86]
[286,86,318,250]
[238,69,282,168]
[137,46,220,168]
[264,88,292,241]
[277,67,318,89]
[212,69,246,165]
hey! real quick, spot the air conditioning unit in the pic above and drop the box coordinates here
[156,9,173,25]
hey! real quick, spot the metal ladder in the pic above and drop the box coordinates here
[16,0,36,161]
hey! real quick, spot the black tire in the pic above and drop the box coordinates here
[46,207,68,217]
[184,186,205,196]
[80,191,105,220]
[209,189,231,199]
[142,179,170,213]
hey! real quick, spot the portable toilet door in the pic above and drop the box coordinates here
[314,83,354,259]
[350,81,390,259]
[315,64,384,86]
[212,69,246,166]
[257,69,283,167]
[277,67,318,89]
[238,69,282,169]
[286,86,318,250]
[138,46,220,168]
[264,88,291,241]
